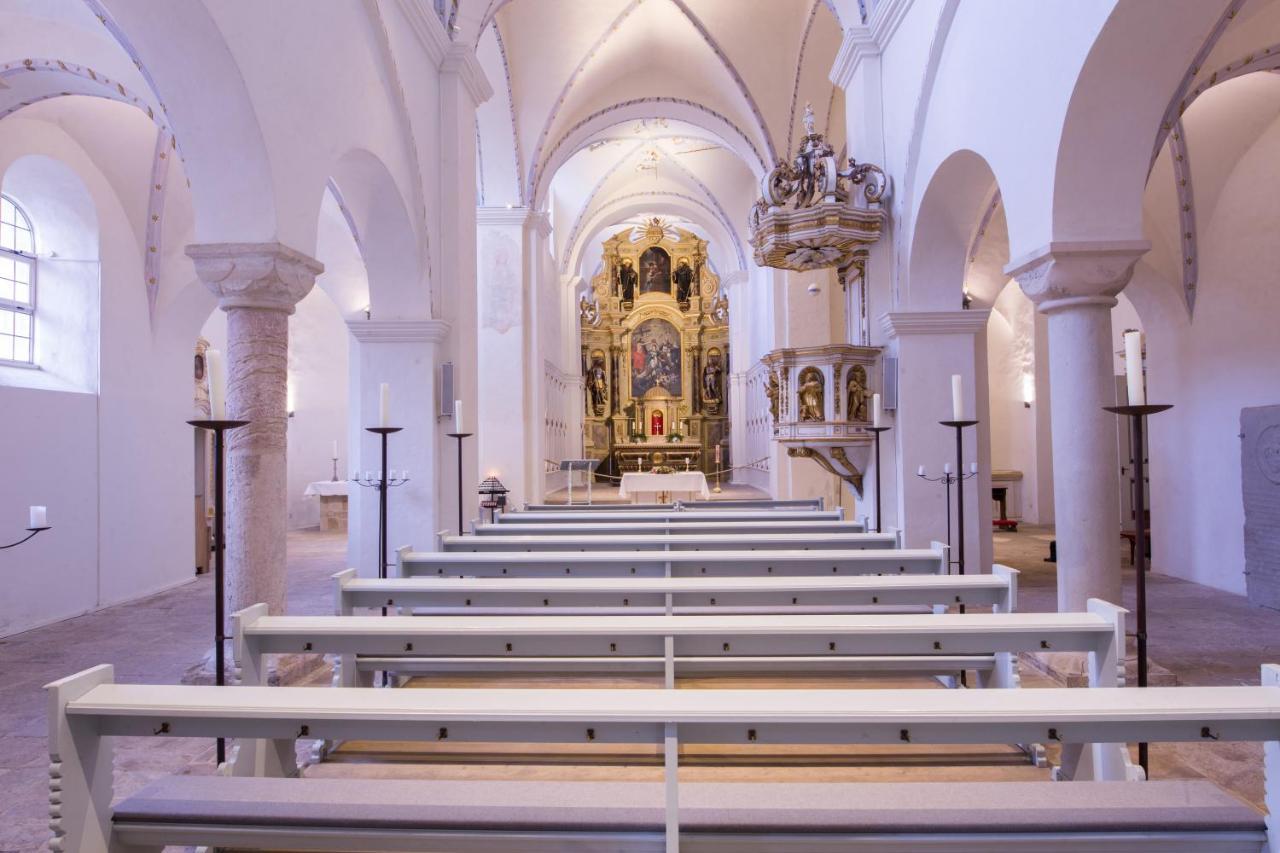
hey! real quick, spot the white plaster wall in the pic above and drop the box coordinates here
[1142,115,1280,595]
[986,285,1039,521]
[0,112,195,636]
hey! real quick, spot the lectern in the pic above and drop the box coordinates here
[559,459,600,505]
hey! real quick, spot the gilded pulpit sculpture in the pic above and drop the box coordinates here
[579,219,728,477]
[846,365,868,422]
[798,367,824,422]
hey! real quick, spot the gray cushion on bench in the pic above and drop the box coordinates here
[115,776,1263,835]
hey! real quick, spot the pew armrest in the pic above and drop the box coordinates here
[332,569,357,616]
[991,564,1019,613]
[46,664,117,853]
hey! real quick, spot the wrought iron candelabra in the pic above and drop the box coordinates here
[351,427,409,583]
[187,417,249,766]
[0,525,50,550]
[915,464,978,573]
[1104,401,1171,779]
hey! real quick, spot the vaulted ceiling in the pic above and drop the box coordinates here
[472,0,847,280]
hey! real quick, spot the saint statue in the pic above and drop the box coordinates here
[618,259,637,303]
[765,371,780,421]
[845,364,868,422]
[798,366,824,422]
[586,356,608,416]
[702,352,723,414]
[674,258,694,304]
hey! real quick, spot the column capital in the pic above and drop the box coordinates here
[1004,240,1149,313]
[829,25,879,89]
[440,43,493,105]
[187,242,323,313]
[881,309,991,339]
[346,318,451,344]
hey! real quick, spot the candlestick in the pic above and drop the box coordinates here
[379,384,390,427]
[951,374,964,421]
[868,423,891,533]
[187,416,250,766]
[447,431,474,534]
[1124,330,1145,406]
[1104,399,1172,779]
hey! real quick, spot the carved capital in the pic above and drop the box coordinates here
[1004,241,1149,313]
[187,242,324,313]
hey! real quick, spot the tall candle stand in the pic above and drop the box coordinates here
[330,454,339,482]
[187,417,249,766]
[939,420,979,578]
[1104,401,1171,778]
[0,525,51,549]
[351,428,408,583]
[867,426,890,533]
[447,432,474,535]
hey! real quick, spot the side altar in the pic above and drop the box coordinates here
[579,218,729,479]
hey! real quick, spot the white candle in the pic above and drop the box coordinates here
[207,349,226,420]
[951,374,964,421]
[29,505,46,528]
[970,462,978,474]
[331,440,338,460]
[379,383,390,427]
[916,465,925,477]
[454,399,464,434]
[715,445,722,464]
[872,393,882,428]
[1124,330,1145,406]
[943,462,952,475]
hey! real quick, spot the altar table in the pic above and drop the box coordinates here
[304,481,349,532]
[619,471,710,502]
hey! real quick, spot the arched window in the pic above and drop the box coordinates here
[0,194,35,364]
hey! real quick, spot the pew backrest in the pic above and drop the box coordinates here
[333,564,1019,618]
[496,509,845,524]
[398,542,949,579]
[442,530,899,552]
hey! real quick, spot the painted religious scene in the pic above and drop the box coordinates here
[630,319,682,398]
[579,218,729,477]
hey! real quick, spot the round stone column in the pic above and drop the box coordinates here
[1007,241,1148,612]
[187,243,323,621]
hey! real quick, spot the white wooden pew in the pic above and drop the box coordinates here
[397,543,949,579]
[466,520,874,539]
[48,666,1280,852]
[497,509,845,524]
[334,565,1019,617]
[522,497,826,511]
[233,603,1122,692]
[443,530,899,552]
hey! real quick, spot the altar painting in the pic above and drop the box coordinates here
[630,318,682,398]
[639,247,671,295]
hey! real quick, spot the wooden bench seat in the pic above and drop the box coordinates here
[397,543,948,579]
[111,776,1265,852]
[334,566,1019,617]
[522,498,826,511]
[47,667,1280,851]
[446,530,897,550]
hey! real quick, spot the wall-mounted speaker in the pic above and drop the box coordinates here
[882,356,899,411]
[439,361,455,419]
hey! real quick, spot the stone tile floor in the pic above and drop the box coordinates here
[1,526,1278,850]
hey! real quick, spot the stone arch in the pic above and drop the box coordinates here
[325,149,428,319]
[906,149,1003,311]
[1051,0,1226,245]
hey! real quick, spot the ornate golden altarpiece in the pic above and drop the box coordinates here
[580,219,729,477]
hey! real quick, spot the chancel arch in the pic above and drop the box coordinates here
[579,218,729,479]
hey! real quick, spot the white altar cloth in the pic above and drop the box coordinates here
[619,471,710,501]
[304,481,350,498]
